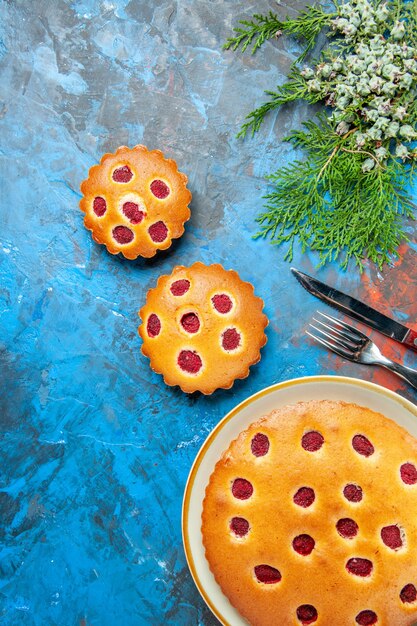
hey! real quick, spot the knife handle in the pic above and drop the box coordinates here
[403,328,417,352]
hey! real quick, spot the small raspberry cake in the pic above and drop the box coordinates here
[79,145,191,259]
[202,400,417,626]
[138,262,268,394]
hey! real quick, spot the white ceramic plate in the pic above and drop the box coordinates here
[182,375,417,626]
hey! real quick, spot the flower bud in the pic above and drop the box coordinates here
[399,124,417,140]
[391,21,406,41]
[395,143,409,160]
[355,132,367,147]
[375,146,388,160]
[362,158,375,172]
[384,120,400,138]
[336,121,350,135]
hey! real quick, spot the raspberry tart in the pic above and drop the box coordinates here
[202,400,417,625]
[138,262,268,394]
[80,145,191,259]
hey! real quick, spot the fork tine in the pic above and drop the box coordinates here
[317,310,365,342]
[306,329,355,361]
[309,322,357,352]
[311,317,361,348]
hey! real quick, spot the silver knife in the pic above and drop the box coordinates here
[291,267,417,352]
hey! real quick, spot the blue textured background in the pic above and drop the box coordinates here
[1,1,417,625]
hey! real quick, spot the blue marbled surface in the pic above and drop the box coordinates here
[1,1,417,625]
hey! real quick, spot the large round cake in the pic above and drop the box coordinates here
[202,400,417,625]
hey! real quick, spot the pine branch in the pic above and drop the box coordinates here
[237,69,322,138]
[223,12,283,54]
[224,5,334,58]
[256,124,415,270]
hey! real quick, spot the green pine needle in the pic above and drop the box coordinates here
[256,120,414,270]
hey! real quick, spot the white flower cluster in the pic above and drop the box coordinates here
[301,0,417,170]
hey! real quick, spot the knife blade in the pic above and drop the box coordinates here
[291,267,417,352]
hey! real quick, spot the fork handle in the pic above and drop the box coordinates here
[380,358,417,390]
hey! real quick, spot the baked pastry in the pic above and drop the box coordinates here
[202,400,417,625]
[79,145,191,259]
[138,262,268,394]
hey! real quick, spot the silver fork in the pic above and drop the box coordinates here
[307,311,417,390]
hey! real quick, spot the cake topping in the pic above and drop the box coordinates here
[170,279,190,296]
[400,462,417,484]
[93,196,107,216]
[292,534,315,556]
[221,328,241,351]
[212,294,233,314]
[148,221,168,243]
[251,433,270,457]
[355,610,378,625]
[230,517,249,537]
[352,434,375,457]
[343,483,363,502]
[150,179,170,198]
[380,525,403,550]
[232,478,253,500]
[400,583,417,603]
[112,165,133,182]
[293,487,315,508]
[180,313,200,334]
[177,349,202,374]
[122,201,144,224]
[112,225,134,244]
[147,314,161,338]
[254,564,281,584]
[301,431,324,452]
[336,518,359,539]
[346,558,373,577]
[296,605,318,624]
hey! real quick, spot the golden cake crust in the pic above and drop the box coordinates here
[80,145,191,259]
[138,262,268,394]
[202,400,417,626]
